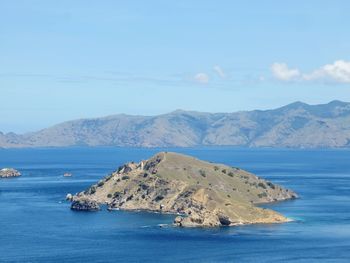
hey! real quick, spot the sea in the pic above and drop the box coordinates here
[0,147,349,262]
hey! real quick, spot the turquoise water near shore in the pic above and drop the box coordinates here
[1,147,350,262]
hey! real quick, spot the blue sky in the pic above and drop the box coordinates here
[1,1,350,133]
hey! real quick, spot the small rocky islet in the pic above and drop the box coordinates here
[69,152,297,227]
[0,168,21,178]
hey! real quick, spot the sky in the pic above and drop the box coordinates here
[1,0,350,133]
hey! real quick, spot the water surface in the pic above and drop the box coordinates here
[1,147,349,262]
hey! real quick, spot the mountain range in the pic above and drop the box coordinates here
[1,100,350,148]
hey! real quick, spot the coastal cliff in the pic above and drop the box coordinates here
[70,152,297,227]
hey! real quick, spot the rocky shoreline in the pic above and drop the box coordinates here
[71,199,100,211]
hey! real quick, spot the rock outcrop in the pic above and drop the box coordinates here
[70,152,297,227]
[66,193,73,201]
[71,198,100,211]
[0,168,21,178]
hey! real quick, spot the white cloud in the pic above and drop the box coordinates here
[271,60,350,84]
[194,73,209,84]
[271,63,300,81]
[213,65,226,78]
[303,60,350,83]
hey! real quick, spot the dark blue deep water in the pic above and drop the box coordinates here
[1,147,350,262]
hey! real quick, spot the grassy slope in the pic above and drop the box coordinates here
[76,152,297,226]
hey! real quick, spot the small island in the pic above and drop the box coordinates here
[69,152,297,227]
[0,168,21,178]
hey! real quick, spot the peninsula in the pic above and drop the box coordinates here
[70,152,297,227]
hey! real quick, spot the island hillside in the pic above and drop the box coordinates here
[70,152,297,227]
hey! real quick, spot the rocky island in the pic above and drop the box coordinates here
[0,168,21,178]
[70,152,297,227]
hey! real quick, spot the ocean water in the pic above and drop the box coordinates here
[0,147,350,262]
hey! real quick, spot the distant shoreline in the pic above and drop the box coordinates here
[1,100,350,149]
[2,145,350,151]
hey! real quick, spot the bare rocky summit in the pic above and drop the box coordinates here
[1,100,350,149]
[0,168,21,178]
[70,152,297,227]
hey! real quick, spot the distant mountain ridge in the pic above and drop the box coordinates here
[1,100,350,148]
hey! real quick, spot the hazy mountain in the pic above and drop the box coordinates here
[2,100,350,148]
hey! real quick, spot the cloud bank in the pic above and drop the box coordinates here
[271,60,350,83]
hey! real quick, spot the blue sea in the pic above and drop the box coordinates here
[1,147,350,262]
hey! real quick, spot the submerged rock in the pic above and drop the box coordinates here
[0,168,21,178]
